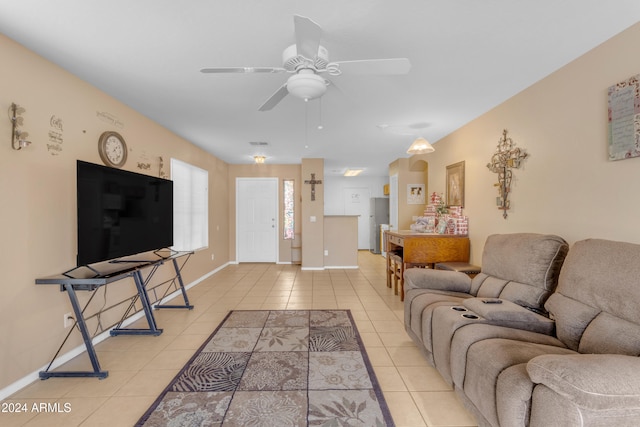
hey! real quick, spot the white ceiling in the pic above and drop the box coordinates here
[2,1,639,176]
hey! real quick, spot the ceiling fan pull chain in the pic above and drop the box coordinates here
[305,101,309,145]
[317,98,324,130]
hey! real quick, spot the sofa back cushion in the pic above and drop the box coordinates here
[470,233,569,310]
[545,238,640,354]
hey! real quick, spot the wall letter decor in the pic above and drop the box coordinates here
[607,74,640,161]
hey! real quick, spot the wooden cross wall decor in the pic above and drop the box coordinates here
[486,129,528,219]
[304,173,323,201]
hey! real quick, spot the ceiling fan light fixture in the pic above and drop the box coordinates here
[407,137,435,155]
[287,71,327,101]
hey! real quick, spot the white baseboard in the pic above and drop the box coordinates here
[324,265,359,269]
[0,262,231,402]
[301,265,360,270]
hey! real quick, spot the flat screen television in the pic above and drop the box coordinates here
[76,160,173,266]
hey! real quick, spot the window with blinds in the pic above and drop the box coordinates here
[171,158,208,251]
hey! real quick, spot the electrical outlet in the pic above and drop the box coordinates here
[324,250,329,256]
[211,253,215,260]
[63,312,74,328]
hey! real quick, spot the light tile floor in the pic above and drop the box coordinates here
[1,251,477,427]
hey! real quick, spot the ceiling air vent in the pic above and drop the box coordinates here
[249,141,269,146]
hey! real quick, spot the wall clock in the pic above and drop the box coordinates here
[98,131,128,168]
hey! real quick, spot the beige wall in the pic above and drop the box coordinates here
[301,158,325,269]
[424,22,640,263]
[389,157,429,229]
[323,216,358,267]
[0,34,229,391]
[227,164,302,263]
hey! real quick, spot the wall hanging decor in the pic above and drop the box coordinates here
[407,183,425,204]
[607,73,640,161]
[9,102,32,150]
[486,129,528,219]
[446,161,465,207]
[304,173,322,201]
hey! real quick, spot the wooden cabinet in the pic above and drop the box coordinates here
[385,231,470,297]
[386,230,470,267]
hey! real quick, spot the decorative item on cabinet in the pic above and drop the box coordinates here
[486,129,528,219]
[411,192,469,236]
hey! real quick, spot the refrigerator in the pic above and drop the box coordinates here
[369,197,390,254]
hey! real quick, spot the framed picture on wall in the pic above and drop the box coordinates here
[407,184,425,204]
[446,161,465,207]
[607,73,640,161]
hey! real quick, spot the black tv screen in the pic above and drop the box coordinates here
[77,160,173,266]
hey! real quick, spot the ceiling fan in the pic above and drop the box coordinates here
[200,15,411,111]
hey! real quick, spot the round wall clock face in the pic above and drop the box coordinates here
[98,131,128,168]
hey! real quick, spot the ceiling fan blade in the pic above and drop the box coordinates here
[258,83,289,111]
[330,58,411,75]
[294,15,322,60]
[200,67,287,74]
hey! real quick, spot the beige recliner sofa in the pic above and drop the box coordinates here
[404,233,569,369]
[405,237,640,427]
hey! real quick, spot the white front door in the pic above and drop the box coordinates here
[343,187,371,250]
[237,178,278,262]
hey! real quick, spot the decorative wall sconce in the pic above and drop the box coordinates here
[486,129,528,219]
[9,103,32,150]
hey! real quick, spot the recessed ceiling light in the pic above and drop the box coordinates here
[344,169,363,177]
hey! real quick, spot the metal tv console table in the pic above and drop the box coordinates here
[35,250,193,379]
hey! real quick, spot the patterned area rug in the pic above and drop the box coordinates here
[135,310,394,426]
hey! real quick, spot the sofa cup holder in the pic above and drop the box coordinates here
[461,313,479,320]
[451,306,467,312]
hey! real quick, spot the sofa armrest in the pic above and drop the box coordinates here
[463,298,555,335]
[403,268,471,293]
[527,354,640,411]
